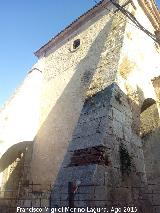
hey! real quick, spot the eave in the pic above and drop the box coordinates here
[34,0,110,58]
[34,0,160,58]
[138,0,160,30]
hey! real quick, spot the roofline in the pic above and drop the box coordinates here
[137,0,160,31]
[34,0,111,58]
[34,0,160,58]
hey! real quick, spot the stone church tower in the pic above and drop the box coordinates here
[0,0,160,212]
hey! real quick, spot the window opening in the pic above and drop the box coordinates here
[73,39,80,50]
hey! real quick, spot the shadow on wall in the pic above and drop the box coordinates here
[1,82,160,210]
[0,141,32,173]
[125,85,160,185]
[126,85,158,135]
[129,86,160,193]
[142,127,160,182]
[31,12,160,188]
[31,17,115,186]
[49,83,160,210]
[141,101,160,184]
[0,141,33,195]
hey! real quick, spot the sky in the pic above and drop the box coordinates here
[0,0,160,107]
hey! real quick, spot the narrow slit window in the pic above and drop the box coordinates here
[73,39,80,49]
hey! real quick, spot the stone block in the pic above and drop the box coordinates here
[78,185,95,195]
[79,106,110,124]
[69,132,103,151]
[133,157,145,173]
[123,126,132,142]
[94,185,107,201]
[132,187,140,201]
[32,198,41,207]
[110,149,120,168]
[110,94,132,117]
[93,165,106,185]
[105,167,121,187]
[149,184,160,193]
[112,107,126,123]
[41,199,49,208]
[82,85,113,115]
[57,164,96,185]
[22,199,32,207]
[129,172,147,187]
[59,192,68,203]
[111,187,133,206]
[152,194,160,205]
[103,134,115,149]
[73,118,101,138]
[131,134,142,148]
[154,206,160,213]
[112,120,123,139]
[74,192,94,204]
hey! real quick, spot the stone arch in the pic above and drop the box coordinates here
[141,98,156,113]
[0,141,32,172]
[140,98,159,137]
[0,141,33,195]
[141,98,160,186]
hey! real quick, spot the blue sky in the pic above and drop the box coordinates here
[0,0,160,107]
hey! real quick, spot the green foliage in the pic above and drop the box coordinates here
[120,143,132,176]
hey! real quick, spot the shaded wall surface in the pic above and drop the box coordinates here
[31,4,126,185]
[0,0,160,212]
[115,1,160,210]
[51,83,148,208]
[29,1,160,211]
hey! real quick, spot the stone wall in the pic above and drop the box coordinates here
[49,83,155,212]
[117,0,160,102]
[30,1,160,210]
[115,1,160,210]
[0,69,42,153]
[31,4,127,186]
[0,0,160,211]
[0,69,42,190]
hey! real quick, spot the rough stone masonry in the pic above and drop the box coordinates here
[0,0,160,212]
